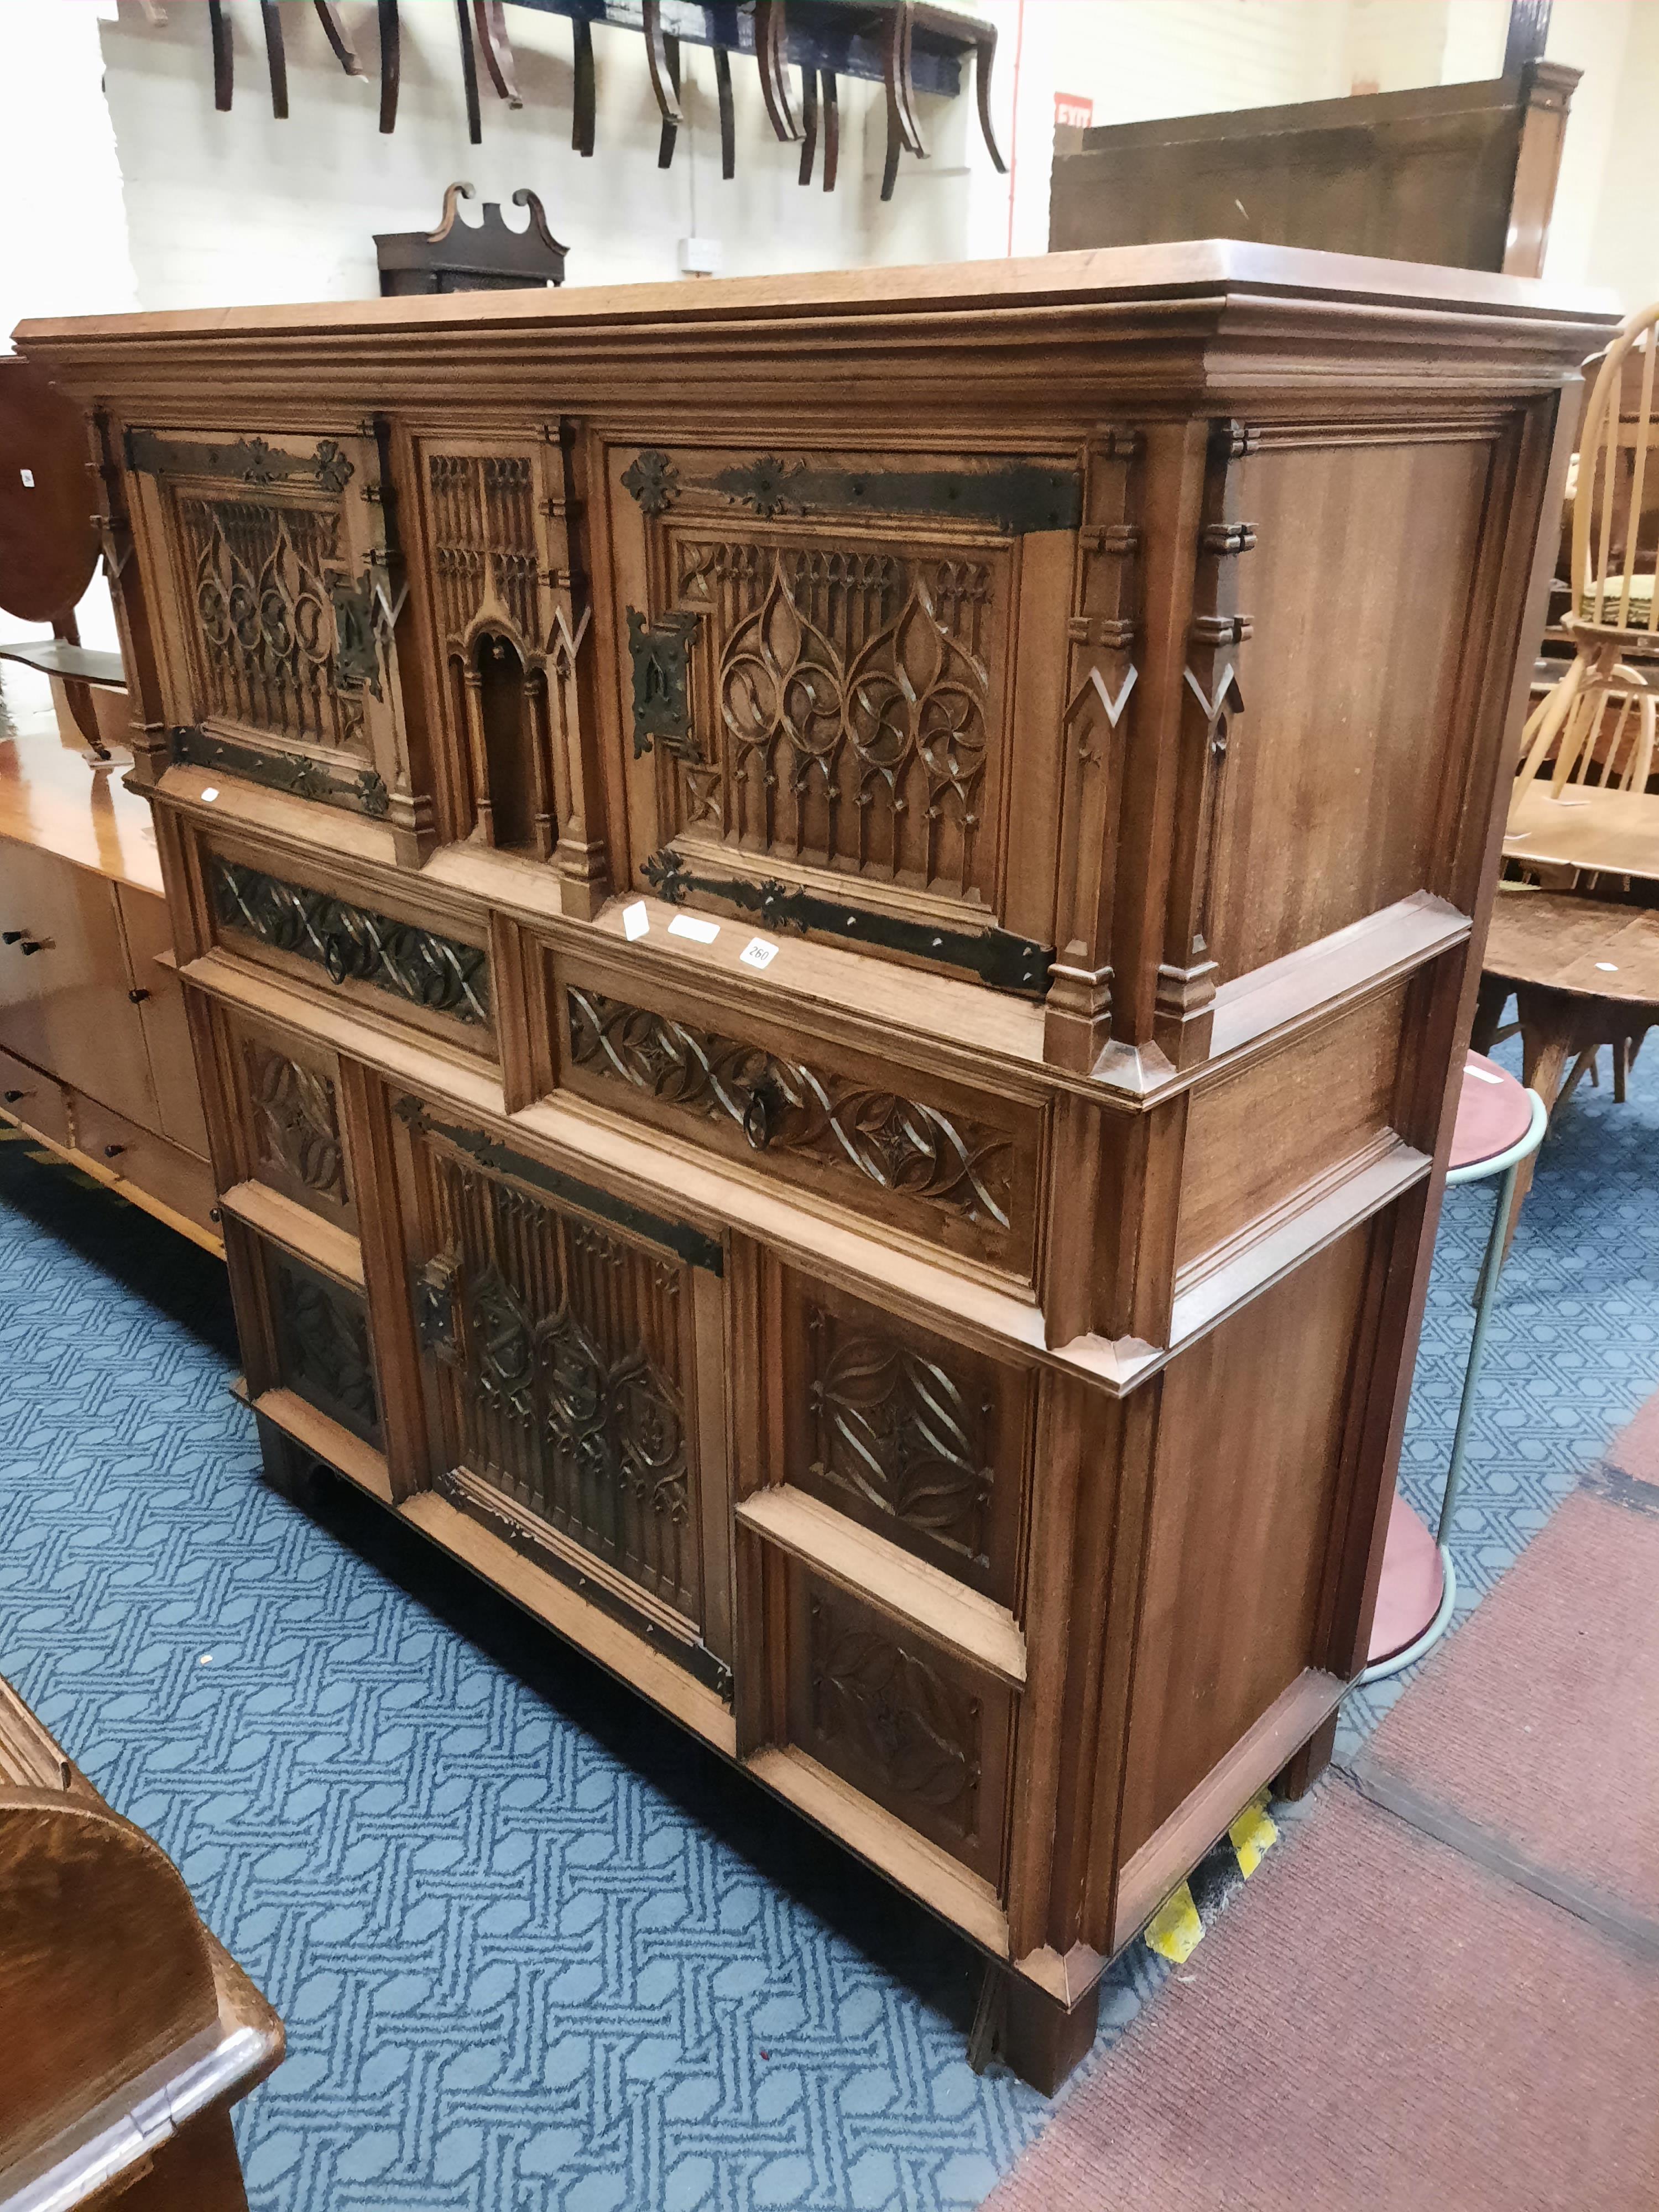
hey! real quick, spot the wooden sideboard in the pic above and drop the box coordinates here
[0,733,218,1247]
[15,244,1613,2089]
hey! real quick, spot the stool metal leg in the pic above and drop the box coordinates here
[1358,1091,1547,1686]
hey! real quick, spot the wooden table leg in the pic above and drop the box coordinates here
[1470,971,1510,1056]
[1501,990,1575,1260]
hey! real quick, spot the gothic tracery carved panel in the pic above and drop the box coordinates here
[804,1307,995,1569]
[566,984,1014,1234]
[413,1128,701,1622]
[269,1252,380,1446]
[667,535,1003,901]
[244,1042,347,1208]
[180,494,370,754]
[804,1584,985,1841]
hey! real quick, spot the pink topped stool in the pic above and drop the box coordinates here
[1363,1049,1547,1679]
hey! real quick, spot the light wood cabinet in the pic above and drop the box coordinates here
[0,736,216,1244]
[18,242,1614,2090]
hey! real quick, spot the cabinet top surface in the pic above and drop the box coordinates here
[0,735,163,895]
[14,241,1618,387]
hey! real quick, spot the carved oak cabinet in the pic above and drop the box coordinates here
[17,244,1614,2089]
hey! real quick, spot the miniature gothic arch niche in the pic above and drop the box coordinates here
[453,625,553,855]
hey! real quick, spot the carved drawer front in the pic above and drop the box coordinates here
[127,423,406,822]
[551,952,1044,1285]
[202,839,493,1052]
[778,1272,1030,1607]
[609,439,1089,993]
[395,1098,731,1694]
[784,1564,1014,1885]
[222,1018,354,1230]
[262,1243,382,1448]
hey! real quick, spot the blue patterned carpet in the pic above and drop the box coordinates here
[1,1021,1654,2211]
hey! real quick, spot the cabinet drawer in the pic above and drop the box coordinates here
[0,1043,70,1150]
[202,836,494,1056]
[549,950,1044,1285]
[782,1562,1014,1887]
[70,1092,218,1238]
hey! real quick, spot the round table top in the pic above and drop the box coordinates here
[1449,1049,1533,1171]
[1484,891,1659,1006]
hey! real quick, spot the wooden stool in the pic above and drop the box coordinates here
[1363,1051,1545,1679]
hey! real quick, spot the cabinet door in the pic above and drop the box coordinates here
[126,424,408,824]
[607,440,1077,990]
[0,842,156,1126]
[395,1099,731,1689]
[116,883,211,1159]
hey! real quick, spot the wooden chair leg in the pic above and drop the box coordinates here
[1559,1046,1598,1110]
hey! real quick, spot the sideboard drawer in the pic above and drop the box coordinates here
[0,1042,70,1150]
[72,1092,218,1238]
[202,838,494,1056]
[549,949,1045,1286]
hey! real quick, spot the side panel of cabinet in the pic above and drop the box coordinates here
[1115,1217,1383,1861]
[1203,427,1507,983]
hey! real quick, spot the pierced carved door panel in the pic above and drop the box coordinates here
[608,441,1078,990]
[126,424,408,823]
[395,1098,732,1690]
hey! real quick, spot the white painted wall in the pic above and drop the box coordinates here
[96,0,988,305]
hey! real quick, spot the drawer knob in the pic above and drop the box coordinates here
[19,940,45,956]
[1,931,23,945]
[3,1089,27,1103]
[742,1081,780,1152]
[103,1143,126,1159]
[128,987,152,1004]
